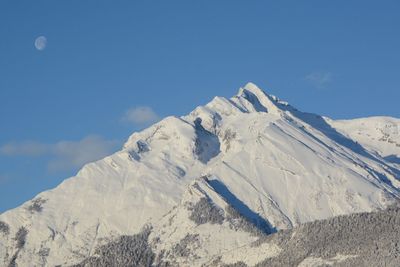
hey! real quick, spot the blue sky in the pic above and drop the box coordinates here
[1,1,399,212]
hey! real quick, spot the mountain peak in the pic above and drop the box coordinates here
[236,82,281,115]
[237,82,267,97]
[1,83,399,266]
[243,82,264,93]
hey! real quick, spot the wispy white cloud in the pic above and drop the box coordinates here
[0,141,48,156]
[305,71,333,89]
[121,106,159,126]
[0,135,120,172]
[48,135,119,172]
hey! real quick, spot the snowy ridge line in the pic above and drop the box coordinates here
[1,82,399,266]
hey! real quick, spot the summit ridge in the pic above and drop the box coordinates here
[1,83,399,266]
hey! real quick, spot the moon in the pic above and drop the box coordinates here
[34,36,47,51]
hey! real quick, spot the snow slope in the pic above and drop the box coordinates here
[0,83,399,266]
[328,116,400,166]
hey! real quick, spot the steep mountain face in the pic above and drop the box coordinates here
[328,117,400,166]
[1,83,399,266]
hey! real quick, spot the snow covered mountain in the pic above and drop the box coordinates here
[1,83,399,266]
[329,116,400,166]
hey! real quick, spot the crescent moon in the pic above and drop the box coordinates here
[34,36,47,51]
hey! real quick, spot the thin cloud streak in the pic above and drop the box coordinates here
[305,71,333,89]
[121,106,160,126]
[0,135,120,172]
[0,141,49,156]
